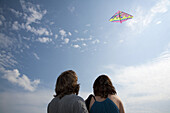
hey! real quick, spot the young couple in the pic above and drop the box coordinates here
[47,70,125,113]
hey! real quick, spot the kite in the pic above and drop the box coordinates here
[109,10,133,23]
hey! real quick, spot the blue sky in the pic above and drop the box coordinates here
[0,0,170,113]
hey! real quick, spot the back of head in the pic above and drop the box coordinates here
[93,75,117,98]
[54,70,80,99]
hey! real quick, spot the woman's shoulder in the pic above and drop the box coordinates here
[108,94,123,109]
[89,95,96,110]
[109,94,125,113]
[109,94,122,102]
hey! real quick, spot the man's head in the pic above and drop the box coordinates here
[54,70,80,98]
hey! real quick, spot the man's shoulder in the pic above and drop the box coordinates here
[48,94,85,106]
[65,94,84,102]
[48,97,59,106]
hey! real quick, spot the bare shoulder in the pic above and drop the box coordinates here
[109,94,121,102]
[89,96,95,110]
[108,94,123,109]
[109,94,125,113]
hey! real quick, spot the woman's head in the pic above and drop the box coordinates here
[93,75,117,98]
[54,70,80,98]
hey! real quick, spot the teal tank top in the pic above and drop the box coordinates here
[90,98,119,113]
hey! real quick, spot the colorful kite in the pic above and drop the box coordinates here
[109,10,133,23]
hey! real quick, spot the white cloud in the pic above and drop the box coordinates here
[27,7,43,24]
[0,33,14,49]
[68,32,72,36]
[59,29,66,36]
[72,44,80,48]
[126,0,170,33]
[10,21,50,36]
[0,89,53,113]
[49,31,53,36]
[103,42,107,44]
[119,40,124,43]
[82,43,87,46]
[72,38,85,42]
[59,29,67,39]
[25,24,31,30]
[20,0,47,25]
[86,24,91,27]
[37,37,52,43]
[43,9,47,15]
[50,22,54,25]
[33,53,40,60]
[126,7,148,33]
[24,44,30,49]
[0,52,18,68]
[0,33,23,56]
[2,69,40,92]
[55,34,58,39]
[20,0,27,11]
[74,30,78,33]
[151,0,170,13]
[156,21,162,24]
[36,27,49,35]
[64,38,69,44]
[92,39,100,44]
[9,8,22,17]
[25,25,49,36]
[9,1,49,36]
[83,30,88,34]
[0,15,6,21]
[23,36,30,41]
[12,21,20,30]
[88,35,93,40]
[72,37,93,43]
[105,50,170,112]
[68,6,75,13]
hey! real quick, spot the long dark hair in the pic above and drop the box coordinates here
[54,70,80,99]
[93,75,117,98]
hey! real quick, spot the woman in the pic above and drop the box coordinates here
[48,70,88,113]
[86,75,125,113]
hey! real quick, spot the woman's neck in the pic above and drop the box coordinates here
[95,96,107,102]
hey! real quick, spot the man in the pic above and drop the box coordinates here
[48,70,88,113]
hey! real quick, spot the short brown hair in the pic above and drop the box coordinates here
[93,75,117,98]
[54,70,80,99]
